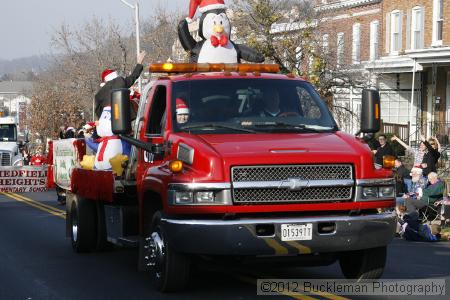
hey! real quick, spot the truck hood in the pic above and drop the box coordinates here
[0,142,18,153]
[193,132,374,179]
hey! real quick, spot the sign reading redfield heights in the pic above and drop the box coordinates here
[0,166,48,192]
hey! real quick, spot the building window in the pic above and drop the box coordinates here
[433,0,444,45]
[352,23,361,64]
[370,21,379,61]
[411,6,424,49]
[322,34,329,54]
[390,10,402,54]
[337,32,344,67]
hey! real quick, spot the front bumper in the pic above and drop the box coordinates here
[162,212,396,256]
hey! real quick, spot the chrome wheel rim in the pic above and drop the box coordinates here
[71,206,78,242]
[145,231,165,279]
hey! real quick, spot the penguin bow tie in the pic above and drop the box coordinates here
[210,35,228,47]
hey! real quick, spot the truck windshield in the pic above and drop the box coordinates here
[0,124,17,141]
[171,78,337,134]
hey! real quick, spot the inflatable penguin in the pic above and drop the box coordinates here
[178,0,264,64]
[94,106,131,170]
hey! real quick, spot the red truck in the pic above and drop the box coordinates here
[62,63,396,292]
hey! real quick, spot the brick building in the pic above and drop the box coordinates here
[367,0,450,143]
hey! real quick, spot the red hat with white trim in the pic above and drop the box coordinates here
[101,69,118,84]
[176,98,189,115]
[189,0,226,19]
[83,122,96,130]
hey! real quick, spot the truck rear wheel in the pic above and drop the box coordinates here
[339,246,386,280]
[70,197,97,253]
[144,211,190,292]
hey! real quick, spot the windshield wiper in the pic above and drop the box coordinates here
[241,121,335,133]
[180,124,258,133]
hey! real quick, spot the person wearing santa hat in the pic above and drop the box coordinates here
[94,50,146,119]
[176,98,190,124]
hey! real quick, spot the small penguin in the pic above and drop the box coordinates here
[178,9,264,64]
[94,106,131,170]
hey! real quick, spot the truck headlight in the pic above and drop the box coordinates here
[379,186,395,197]
[175,191,193,204]
[362,187,378,198]
[195,191,215,203]
[13,159,23,166]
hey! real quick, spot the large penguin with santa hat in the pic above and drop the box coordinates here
[178,0,264,64]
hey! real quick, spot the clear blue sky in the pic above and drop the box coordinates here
[0,0,197,60]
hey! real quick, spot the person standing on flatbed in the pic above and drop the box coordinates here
[94,51,146,118]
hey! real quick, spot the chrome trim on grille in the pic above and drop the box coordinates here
[233,179,354,190]
[356,178,395,186]
[232,187,353,203]
[168,182,231,191]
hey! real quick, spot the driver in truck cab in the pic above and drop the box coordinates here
[259,88,281,117]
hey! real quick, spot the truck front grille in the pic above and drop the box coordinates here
[231,164,354,204]
[233,186,352,203]
[232,165,352,182]
[0,152,11,166]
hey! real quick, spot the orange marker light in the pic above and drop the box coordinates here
[169,160,184,173]
[114,104,120,120]
[383,155,395,169]
[375,103,379,119]
[149,63,280,74]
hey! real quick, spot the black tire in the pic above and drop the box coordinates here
[147,211,190,292]
[95,202,112,251]
[70,197,97,253]
[339,246,387,280]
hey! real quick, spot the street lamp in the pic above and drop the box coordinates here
[120,0,142,92]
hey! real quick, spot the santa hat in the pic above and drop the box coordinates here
[130,90,141,100]
[176,98,189,115]
[189,0,226,19]
[66,127,75,132]
[83,122,96,131]
[101,69,118,84]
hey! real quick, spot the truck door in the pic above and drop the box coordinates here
[136,84,168,187]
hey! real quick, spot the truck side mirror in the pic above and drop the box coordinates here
[111,89,132,135]
[360,89,380,134]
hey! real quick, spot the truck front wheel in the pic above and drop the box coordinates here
[144,211,190,292]
[339,246,387,280]
[70,197,97,253]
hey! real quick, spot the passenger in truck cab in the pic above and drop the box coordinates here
[176,98,190,124]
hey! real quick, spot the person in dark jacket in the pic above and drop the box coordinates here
[372,134,394,165]
[420,135,440,176]
[94,51,146,118]
[394,158,411,195]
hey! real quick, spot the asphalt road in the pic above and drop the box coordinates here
[1,191,450,300]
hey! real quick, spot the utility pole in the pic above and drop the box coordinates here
[120,0,142,92]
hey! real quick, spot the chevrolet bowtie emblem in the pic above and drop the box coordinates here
[280,178,310,191]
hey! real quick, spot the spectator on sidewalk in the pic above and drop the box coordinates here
[394,158,411,195]
[391,135,425,167]
[397,167,426,216]
[372,134,394,165]
[405,172,444,213]
[420,135,440,177]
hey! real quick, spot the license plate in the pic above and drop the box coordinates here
[281,223,313,241]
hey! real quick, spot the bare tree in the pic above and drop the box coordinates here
[232,0,369,100]
[29,17,136,140]
[141,7,182,62]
